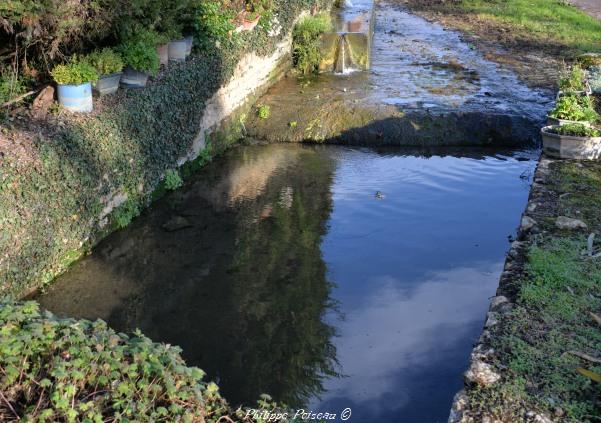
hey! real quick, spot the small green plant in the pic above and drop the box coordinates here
[288,121,298,128]
[548,123,601,137]
[549,95,599,122]
[293,13,332,74]
[558,64,587,92]
[113,198,140,229]
[164,169,183,190]
[118,40,160,76]
[85,48,124,75]
[51,59,99,85]
[0,72,26,104]
[257,104,271,119]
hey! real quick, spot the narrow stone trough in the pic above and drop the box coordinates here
[246,0,553,146]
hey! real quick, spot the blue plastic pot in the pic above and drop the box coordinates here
[57,82,93,113]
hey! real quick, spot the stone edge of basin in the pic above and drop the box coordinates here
[247,107,545,147]
[448,155,556,423]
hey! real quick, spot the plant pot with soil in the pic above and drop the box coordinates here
[86,48,124,96]
[547,94,599,126]
[118,40,160,88]
[168,39,187,62]
[51,59,98,112]
[157,43,169,67]
[541,124,601,160]
[233,10,261,33]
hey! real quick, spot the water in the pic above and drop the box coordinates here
[37,144,536,423]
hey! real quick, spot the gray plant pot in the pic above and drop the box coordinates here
[168,39,187,62]
[541,125,601,160]
[93,72,122,96]
[184,35,193,56]
[120,67,149,88]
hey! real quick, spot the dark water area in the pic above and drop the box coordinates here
[37,144,537,423]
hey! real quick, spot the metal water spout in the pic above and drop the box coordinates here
[334,34,353,73]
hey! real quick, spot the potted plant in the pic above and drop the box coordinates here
[557,64,591,98]
[233,10,261,32]
[86,48,124,96]
[51,59,98,112]
[118,40,160,88]
[168,34,187,62]
[541,123,601,159]
[547,94,599,126]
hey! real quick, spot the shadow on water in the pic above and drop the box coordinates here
[38,143,538,421]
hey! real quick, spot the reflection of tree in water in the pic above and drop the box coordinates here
[220,146,340,407]
[39,145,340,408]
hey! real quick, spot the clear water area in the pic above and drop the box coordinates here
[37,144,536,423]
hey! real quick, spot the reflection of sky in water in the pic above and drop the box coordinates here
[311,149,534,422]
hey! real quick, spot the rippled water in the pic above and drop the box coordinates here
[37,144,536,423]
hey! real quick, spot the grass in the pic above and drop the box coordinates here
[468,161,601,422]
[292,13,332,74]
[456,0,601,54]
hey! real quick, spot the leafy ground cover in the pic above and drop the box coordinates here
[0,301,288,422]
[467,160,601,422]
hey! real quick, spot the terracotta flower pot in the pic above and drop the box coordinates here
[157,43,169,67]
[234,11,261,33]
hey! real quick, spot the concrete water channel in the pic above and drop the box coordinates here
[36,1,552,422]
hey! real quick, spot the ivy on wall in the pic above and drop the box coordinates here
[0,0,334,299]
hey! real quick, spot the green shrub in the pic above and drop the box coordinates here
[194,1,238,51]
[292,13,332,75]
[549,94,599,122]
[118,40,160,75]
[50,59,99,85]
[0,301,228,422]
[114,198,141,229]
[85,48,124,75]
[548,123,601,137]
[123,26,170,47]
[0,73,26,104]
[558,64,587,92]
[164,169,183,190]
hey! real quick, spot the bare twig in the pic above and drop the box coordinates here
[590,312,601,327]
[1,90,37,108]
[567,350,601,364]
[0,390,18,419]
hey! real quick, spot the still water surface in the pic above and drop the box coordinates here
[37,144,536,423]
